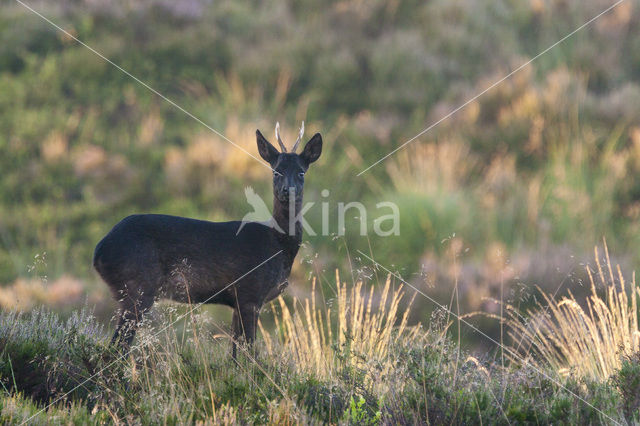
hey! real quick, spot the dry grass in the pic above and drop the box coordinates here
[504,242,640,381]
[260,271,420,388]
[102,272,420,423]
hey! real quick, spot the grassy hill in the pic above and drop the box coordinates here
[3,0,640,422]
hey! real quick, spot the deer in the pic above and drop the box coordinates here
[93,122,322,357]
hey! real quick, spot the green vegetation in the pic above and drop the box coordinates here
[2,0,640,286]
[3,0,640,422]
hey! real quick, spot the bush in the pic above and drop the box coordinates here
[612,352,640,423]
[0,308,109,404]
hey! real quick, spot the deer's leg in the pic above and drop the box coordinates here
[111,285,156,349]
[111,309,139,348]
[240,304,259,345]
[232,304,260,358]
[231,308,240,359]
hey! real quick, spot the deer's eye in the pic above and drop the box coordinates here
[298,172,305,178]
[273,170,283,177]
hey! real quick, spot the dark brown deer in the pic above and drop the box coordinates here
[93,123,321,356]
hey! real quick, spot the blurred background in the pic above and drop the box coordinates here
[1,0,639,350]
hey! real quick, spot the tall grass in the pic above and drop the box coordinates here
[504,242,640,381]
[0,269,629,423]
[88,272,422,422]
[261,271,420,389]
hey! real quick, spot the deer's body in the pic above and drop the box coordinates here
[94,215,296,305]
[93,124,321,354]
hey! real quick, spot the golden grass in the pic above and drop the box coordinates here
[504,242,640,381]
[260,271,420,387]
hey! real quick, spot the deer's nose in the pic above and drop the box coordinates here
[279,186,296,199]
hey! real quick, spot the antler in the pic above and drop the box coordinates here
[275,122,287,152]
[291,121,305,153]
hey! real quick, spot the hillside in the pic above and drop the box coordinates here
[2,0,640,423]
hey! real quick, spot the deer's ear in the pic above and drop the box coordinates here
[256,130,279,165]
[300,133,322,165]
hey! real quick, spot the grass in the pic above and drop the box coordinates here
[502,242,640,383]
[262,271,420,386]
[3,0,640,422]
[0,266,635,424]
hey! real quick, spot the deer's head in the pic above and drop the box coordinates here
[256,122,322,203]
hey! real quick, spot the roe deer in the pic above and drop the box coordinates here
[93,123,322,356]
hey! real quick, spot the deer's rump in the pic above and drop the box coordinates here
[93,214,285,307]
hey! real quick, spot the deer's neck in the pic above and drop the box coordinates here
[272,196,303,248]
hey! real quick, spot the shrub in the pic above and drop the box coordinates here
[612,352,640,423]
[0,308,114,406]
